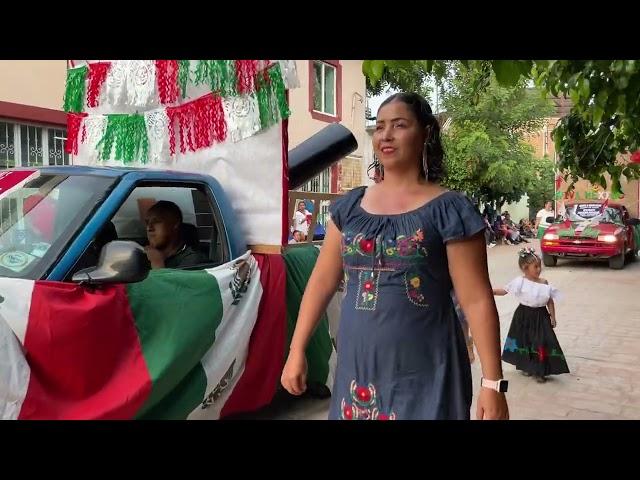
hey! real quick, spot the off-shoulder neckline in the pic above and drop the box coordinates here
[354,186,456,217]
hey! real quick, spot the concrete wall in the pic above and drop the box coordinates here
[0,60,66,110]
[557,165,640,218]
[288,60,366,154]
[500,195,531,223]
[288,60,366,192]
[524,117,560,159]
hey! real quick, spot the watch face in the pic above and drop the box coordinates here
[499,380,509,393]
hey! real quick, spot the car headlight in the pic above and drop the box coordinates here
[543,233,559,241]
[597,234,618,243]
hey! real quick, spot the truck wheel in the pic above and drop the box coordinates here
[609,250,626,270]
[626,244,638,262]
[542,254,557,267]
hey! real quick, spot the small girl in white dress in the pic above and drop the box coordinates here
[493,247,569,383]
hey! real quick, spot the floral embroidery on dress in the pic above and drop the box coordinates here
[342,229,427,259]
[503,337,566,360]
[340,380,396,420]
[343,228,429,311]
[504,337,518,352]
[340,269,349,296]
[356,271,379,311]
[390,228,427,258]
[404,268,428,307]
[359,236,375,254]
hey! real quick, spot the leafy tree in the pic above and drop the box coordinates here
[526,156,556,213]
[363,60,640,189]
[440,69,553,207]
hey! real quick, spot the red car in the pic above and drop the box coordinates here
[541,201,640,269]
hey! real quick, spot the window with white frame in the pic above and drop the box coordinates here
[21,125,43,167]
[48,128,69,166]
[313,61,337,116]
[0,120,69,169]
[0,122,16,169]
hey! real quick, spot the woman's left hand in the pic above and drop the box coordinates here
[551,317,557,328]
[476,389,509,420]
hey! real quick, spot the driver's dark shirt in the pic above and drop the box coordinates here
[164,244,207,268]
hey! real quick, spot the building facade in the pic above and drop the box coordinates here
[0,60,70,170]
[525,97,640,217]
[288,60,367,194]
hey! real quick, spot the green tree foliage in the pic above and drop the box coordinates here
[364,60,640,189]
[440,69,554,206]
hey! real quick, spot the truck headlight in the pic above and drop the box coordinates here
[597,234,618,243]
[543,233,559,241]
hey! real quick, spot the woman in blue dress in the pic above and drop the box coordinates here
[281,92,508,420]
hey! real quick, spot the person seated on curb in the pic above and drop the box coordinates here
[504,213,528,244]
[288,230,305,244]
[520,219,535,238]
[144,200,207,269]
[493,216,512,245]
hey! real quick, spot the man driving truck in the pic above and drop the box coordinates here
[144,200,207,269]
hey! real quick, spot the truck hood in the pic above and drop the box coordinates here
[547,220,622,238]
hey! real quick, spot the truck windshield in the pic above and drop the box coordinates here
[566,204,623,224]
[0,172,115,279]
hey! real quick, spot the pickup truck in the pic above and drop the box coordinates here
[540,201,640,270]
[0,124,356,420]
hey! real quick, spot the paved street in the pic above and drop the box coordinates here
[241,240,640,420]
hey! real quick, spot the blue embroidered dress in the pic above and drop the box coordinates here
[328,187,485,420]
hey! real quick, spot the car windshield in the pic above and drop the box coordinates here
[0,171,115,279]
[566,203,623,224]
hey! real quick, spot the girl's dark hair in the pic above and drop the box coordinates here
[378,92,445,182]
[518,251,540,270]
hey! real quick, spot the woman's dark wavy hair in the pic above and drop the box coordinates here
[378,92,445,183]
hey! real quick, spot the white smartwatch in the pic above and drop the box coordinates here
[481,377,508,393]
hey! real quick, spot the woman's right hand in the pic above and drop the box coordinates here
[281,349,308,396]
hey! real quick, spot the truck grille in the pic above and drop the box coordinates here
[558,237,599,247]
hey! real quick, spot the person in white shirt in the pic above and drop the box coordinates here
[493,247,569,383]
[292,201,311,239]
[534,201,555,239]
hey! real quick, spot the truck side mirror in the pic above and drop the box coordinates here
[545,216,555,224]
[72,241,151,285]
[625,218,640,227]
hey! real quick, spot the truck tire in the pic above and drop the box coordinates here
[626,248,637,262]
[542,253,557,267]
[609,250,626,270]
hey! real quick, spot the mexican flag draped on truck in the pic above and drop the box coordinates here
[0,60,357,419]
